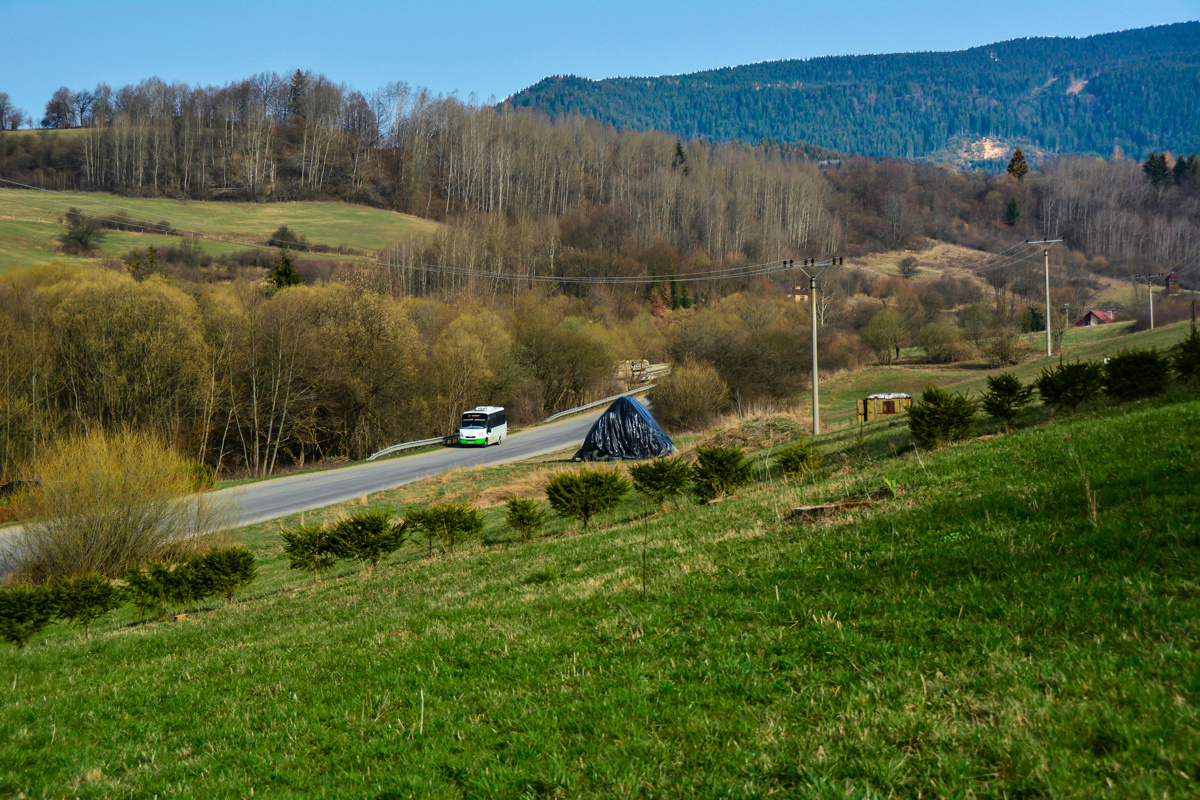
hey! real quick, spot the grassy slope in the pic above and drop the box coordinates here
[2,354,1198,795]
[818,319,1192,428]
[0,189,439,271]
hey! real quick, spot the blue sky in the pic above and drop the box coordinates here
[1,0,1195,119]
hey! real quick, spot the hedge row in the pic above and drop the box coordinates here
[0,546,257,648]
[911,340,1198,448]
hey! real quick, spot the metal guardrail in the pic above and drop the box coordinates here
[540,383,656,423]
[366,435,455,461]
[365,374,667,462]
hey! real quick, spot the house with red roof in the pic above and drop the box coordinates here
[1073,309,1116,327]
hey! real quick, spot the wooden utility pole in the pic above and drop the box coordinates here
[790,257,843,435]
[1028,239,1063,356]
[1133,273,1163,329]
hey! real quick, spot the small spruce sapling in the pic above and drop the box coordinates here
[907,384,977,449]
[1174,314,1200,388]
[692,446,752,502]
[124,561,205,618]
[505,498,548,541]
[332,508,407,573]
[52,574,123,638]
[1104,348,1172,401]
[546,470,630,528]
[980,373,1034,431]
[774,438,824,480]
[406,504,484,555]
[1036,360,1104,414]
[192,547,258,602]
[280,525,340,583]
[628,458,692,509]
[0,585,57,648]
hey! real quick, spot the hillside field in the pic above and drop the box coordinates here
[0,189,438,271]
[2,321,1197,797]
[815,319,1187,428]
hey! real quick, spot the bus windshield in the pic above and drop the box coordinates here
[460,413,488,428]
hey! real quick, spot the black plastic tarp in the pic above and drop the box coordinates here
[579,396,673,461]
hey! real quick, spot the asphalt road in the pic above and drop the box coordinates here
[208,408,605,528]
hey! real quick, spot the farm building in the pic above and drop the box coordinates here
[769,279,810,303]
[1166,273,1180,296]
[1073,309,1116,327]
[857,392,912,422]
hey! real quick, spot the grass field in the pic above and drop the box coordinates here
[2,323,1197,796]
[0,189,439,271]
[815,319,1193,428]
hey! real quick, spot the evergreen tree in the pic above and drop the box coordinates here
[1143,152,1172,189]
[1005,198,1021,227]
[671,142,690,176]
[1174,153,1198,185]
[1007,148,1029,181]
[270,250,302,289]
[287,70,308,121]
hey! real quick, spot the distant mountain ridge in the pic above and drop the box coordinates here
[506,23,1200,163]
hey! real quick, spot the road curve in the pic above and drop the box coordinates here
[211,408,605,528]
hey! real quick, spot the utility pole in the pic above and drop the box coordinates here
[789,256,842,436]
[810,274,818,434]
[1028,239,1063,357]
[1133,274,1162,329]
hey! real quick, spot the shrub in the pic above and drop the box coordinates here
[984,328,1032,367]
[916,322,968,363]
[123,561,205,618]
[862,309,904,364]
[15,430,227,582]
[1037,360,1104,414]
[648,360,730,432]
[980,373,1035,430]
[189,462,215,492]
[505,498,548,541]
[1175,323,1200,388]
[898,256,920,278]
[775,439,823,480]
[629,458,692,507]
[406,504,484,555]
[59,208,106,253]
[267,224,307,249]
[0,585,58,648]
[908,384,977,449]
[51,574,124,638]
[1104,348,1172,401]
[279,525,340,583]
[692,446,752,502]
[546,470,630,528]
[191,547,258,602]
[331,509,407,572]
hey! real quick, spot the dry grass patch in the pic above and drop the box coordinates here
[698,413,807,452]
[473,466,576,506]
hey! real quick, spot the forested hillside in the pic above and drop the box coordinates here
[506,23,1200,162]
[1,54,1199,485]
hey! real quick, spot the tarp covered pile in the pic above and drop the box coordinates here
[577,397,673,461]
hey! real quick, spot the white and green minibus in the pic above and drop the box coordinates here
[458,406,507,446]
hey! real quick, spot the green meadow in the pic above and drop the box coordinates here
[2,321,1197,797]
[0,189,438,271]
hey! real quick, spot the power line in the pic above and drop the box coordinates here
[0,186,817,285]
